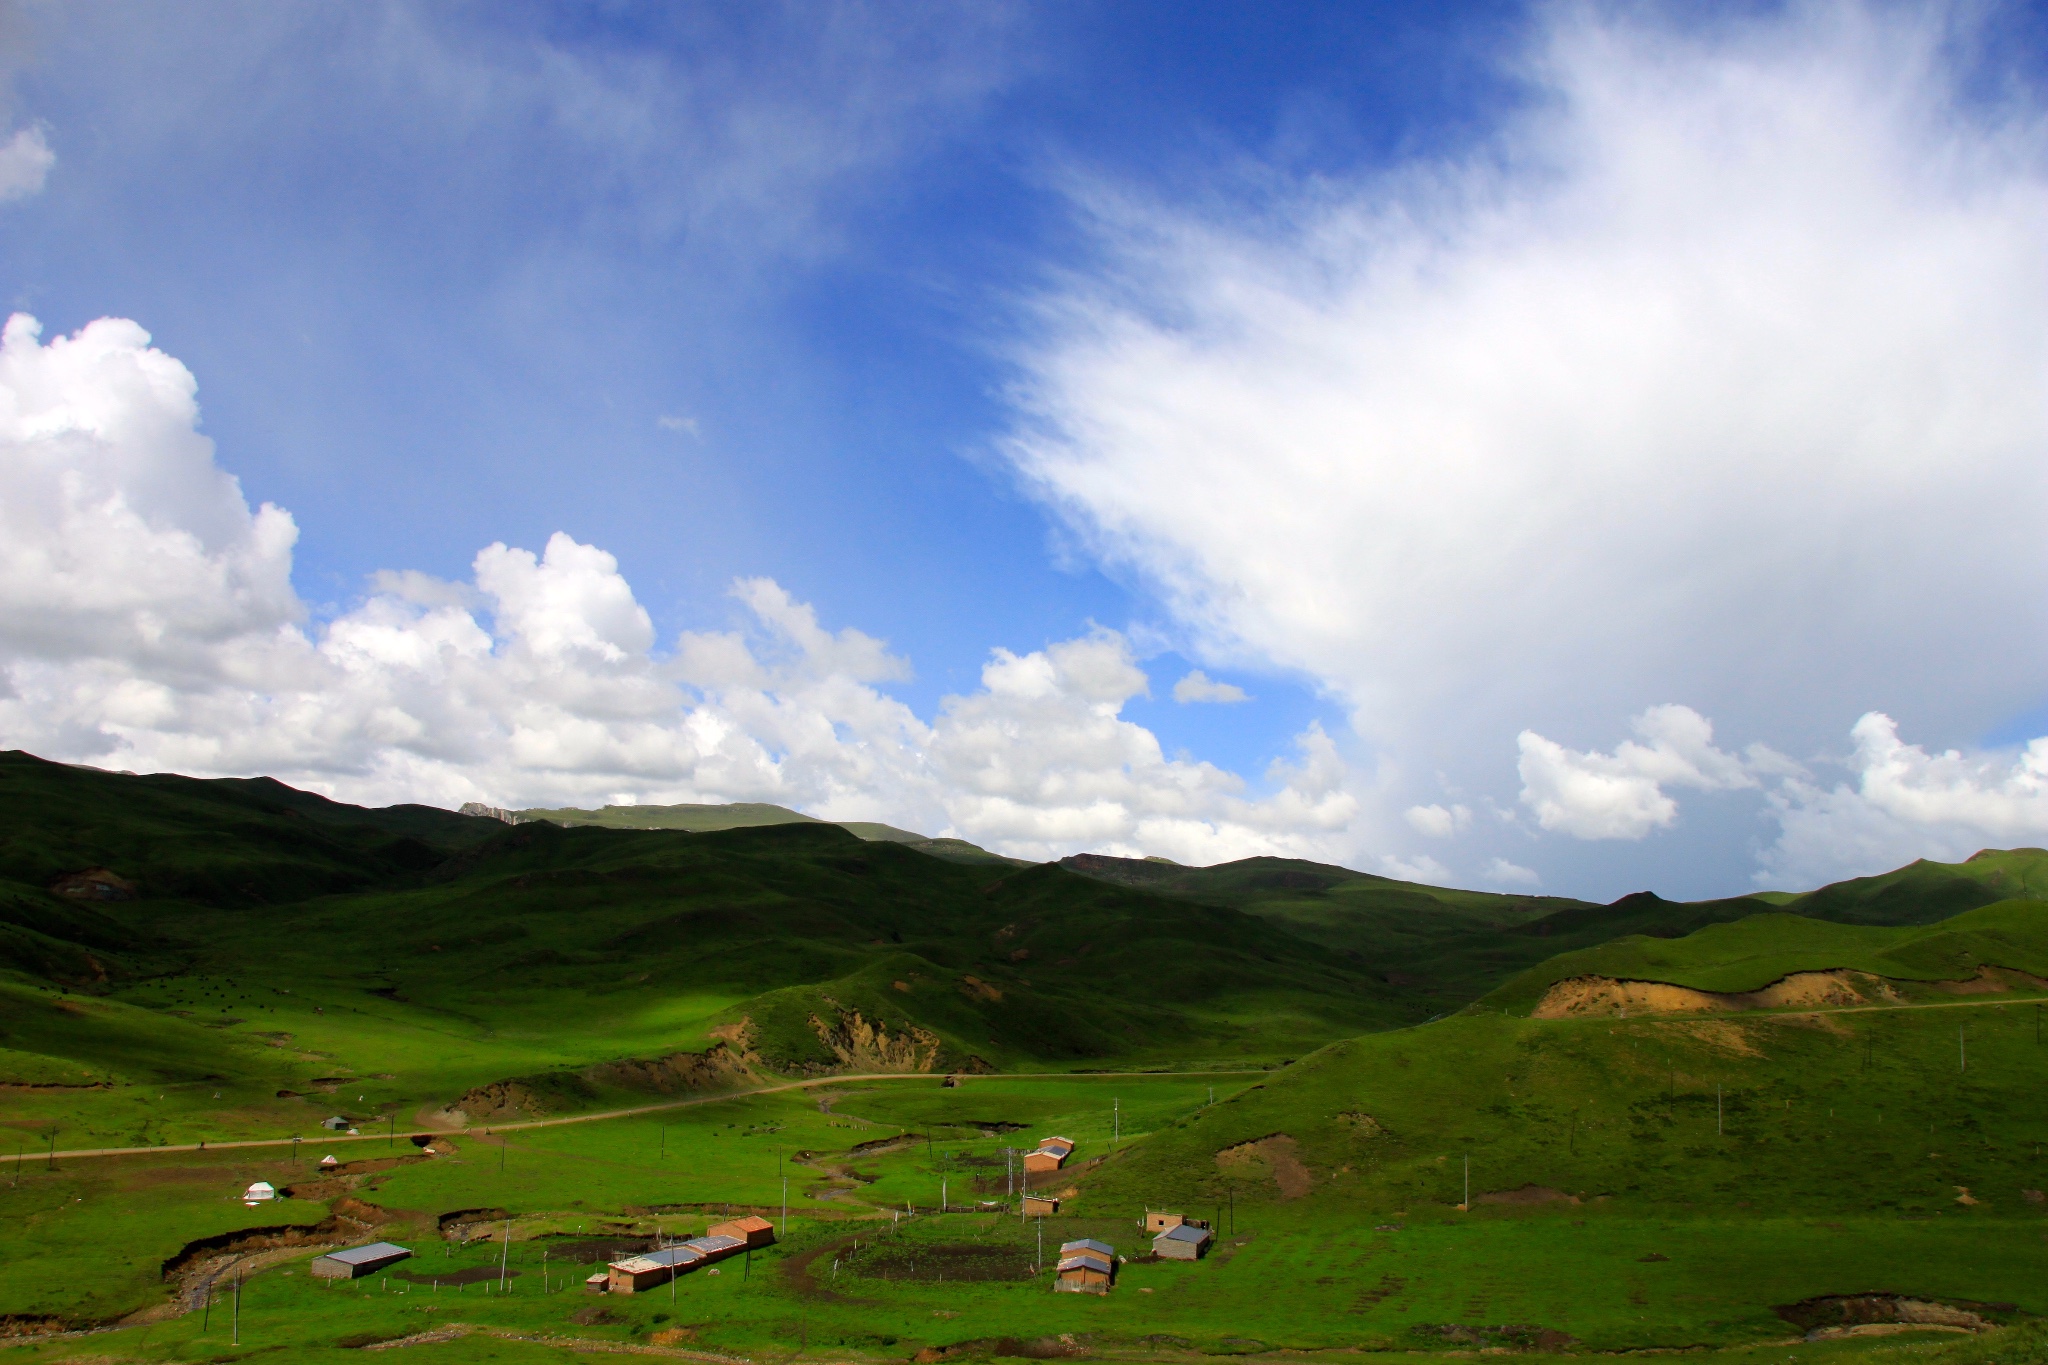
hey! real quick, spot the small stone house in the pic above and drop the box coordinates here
[1153,1223,1212,1260]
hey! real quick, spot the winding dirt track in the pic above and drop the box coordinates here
[0,1069,1258,1165]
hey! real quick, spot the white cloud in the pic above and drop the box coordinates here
[1516,705,1761,840]
[1404,802,1470,837]
[0,126,54,202]
[1481,857,1541,889]
[657,414,699,437]
[0,312,1369,868]
[1380,852,1451,884]
[1760,712,2048,887]
[1172,669,1249,704]
[1001,3,2048,887]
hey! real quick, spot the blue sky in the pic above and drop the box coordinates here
[3,2,2048,899]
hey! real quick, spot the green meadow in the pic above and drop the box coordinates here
[9,755,2048,1364]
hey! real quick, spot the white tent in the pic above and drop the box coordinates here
[242,1181,276,1205]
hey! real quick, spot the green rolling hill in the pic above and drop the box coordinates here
[10,750,2048,1356]
[7,745,2048,1160]
[509,798,1023,865]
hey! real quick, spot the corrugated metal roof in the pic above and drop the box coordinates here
[320,1242,411,1266]
[685,1234,744,1254]
[612,1246,703,1273]
[1159,1224,1211,1243]
[1057,1253,1112,1274]
[1059,1238,1114,1257]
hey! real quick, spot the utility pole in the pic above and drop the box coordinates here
[498,1219,511,1292]
[1462,1154,1469,1210]
[47,1128,57,1170]
[231,1266,240,1346]
[782,1175,788,1230]
[1114,1097,1120,1147]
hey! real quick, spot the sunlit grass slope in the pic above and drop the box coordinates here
[1478,898,2048,1013]
[0,754,1407,1147]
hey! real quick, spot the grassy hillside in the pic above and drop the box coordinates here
[0,756,1411,1150]
[1477,898,2048,1015]
[8,753,2048,1358]
[1061,851,2048,1017]
[515,799,1022,865]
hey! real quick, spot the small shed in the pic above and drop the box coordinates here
[1022,1195,1061,1217]
[320,1116,350,1132]
[1154,1223,1212,1260]
[242,1181,276,1205]
[1054,1252,1114,1293]
[1023,1136,1075,1172]
[707,1215,775,1249]
[584,1271,609,1294]
[310,1242,412,1280]
[608,1245,702,1293]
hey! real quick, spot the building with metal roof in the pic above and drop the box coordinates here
[1154,1223,1213,1260]
[707,1216,775,1248]
[1055,1251,1115,1292]
[309,1242,412,1279]
[607,1245,704,1293]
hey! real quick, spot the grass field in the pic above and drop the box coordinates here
[11,755,2048,1363]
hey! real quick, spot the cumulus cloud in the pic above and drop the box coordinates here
[1509,699,2048,889]
[0,312,1365,867]
[0,125,54,201]
[1516,704,1765,839]
[1760,712,2048,887]
[1481,858,1541,889]
[1001,3,2048,886]
[1172,669,1248,704]
[1404,802,1470,838]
